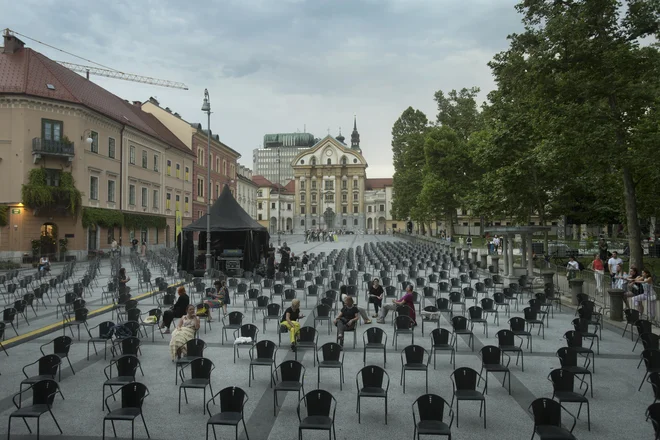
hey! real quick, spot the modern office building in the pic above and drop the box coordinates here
[252,132,317,184]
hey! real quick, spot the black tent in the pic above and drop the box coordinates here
[179,184,269,273]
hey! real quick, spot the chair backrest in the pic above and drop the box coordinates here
[564,330,585,349]
[319,342,342,361]
[449,291,462,303]
[556,347,578,367]
[636,319,653,335]
[315,304,331,318]
[302,390,336,418]
[227,312,244,326]
[641,333,660,351]
[364,327,386,345]
[643,349,660,370]
[624,309,640,324]
[530,398,562,428]
[239,324,259,340]
[126,308,141,322]
[52,336,73,355]
[452,367,479,391]
[650,373,660,400]
[253,340,276,359]
[395,315,414,330]
[284,289,297,300]
[548,368,575,393]
[463,287,475,298]
[114,354,140,377]
[414,394,450,423]
[496,329,515,347]
[468,306,483,320]
[266,303,281,318]
[480,345,502,365]
[278,360,304,383]
[120,382,149,409]
[480,297,494,310]
[436,297,449,310]
[31,379,60,406]
[451,315,468,331]
[190,357,214,379]
[523,307,538,320]
[37,354,61,376]
[509,317,526,332]
[403,344,428,364]
[121,336,141,355]
[358,365,387,389]
[307,285,318,296]
[218,386,248,414]
[647,402,660,437]
[256,296,269,307]
[431,328,451,346]
[186,338,207,357]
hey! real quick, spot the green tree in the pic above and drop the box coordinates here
[434,87,484,141]
[391,107,429,222]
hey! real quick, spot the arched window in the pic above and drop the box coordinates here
[327,158,331,165]
[341,156,347,165]
[310,157,317,166]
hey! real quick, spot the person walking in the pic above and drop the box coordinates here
[588,254,605,294]
[608,251,623,288]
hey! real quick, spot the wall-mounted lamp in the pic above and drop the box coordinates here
[81,129,94,145]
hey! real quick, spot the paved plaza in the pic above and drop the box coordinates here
[0,234,654,439]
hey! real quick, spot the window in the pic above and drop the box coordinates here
[341,156,347,165]
[216,157,220,173]
[311,193,317,202]
[216,184,220,200]
[129,185,136,205]
[301,219,305,226]
[326,158,331,165]
[324,193,334,202]
[342,206,347,214]
[108,138,116,158]
[311,206,317,214]
[258,214,263,221]
[342,194,347,202]
[223,160,227,176]
[107,227,115,244]
[287,203,291,210]
[300,206,305,215]
[90,131,99,153]
[230,164,235,179]
[167,160,172,175]
[271,202,276,209]
[41,119,62,142]
[311,180,317,190]
[141,187,148,207]
[45,169,60,187]
[353,180,358,188]
[392,223,397,230]
[353,192,359,201]
[129,146,135,164]
[310,157,316,165]
[354,219,358,226]
[175,195,180,211]
[379,204,385,212]
[342,180,347,190]
[141,150,147,168]
[153,155,159,172]
[197,177,204,198]
[353,205,358,213]
[312,219,316,226]
[176,163,180,178]
[108,180,115,202]
[185,166,190,181]
[89,176,99,200]
[153,190,159,209]
[198,210,203,219]
[197,148,204,166]
[342,219,347,226]
[210,153,214,171]
[300,180,305,190]
[368,206,372,213]
[299,193,305,203]
[166,193,171,210]
[257,190,263,197]
[324,180,334,190]
[184,196,189,212]
[258,202,263,210]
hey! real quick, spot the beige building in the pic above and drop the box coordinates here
[253,176,295,233]
[0,34,194,260]
[364,178,397,233]
[236,164,257,219]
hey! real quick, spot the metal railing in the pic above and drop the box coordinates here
[32,137,75,156]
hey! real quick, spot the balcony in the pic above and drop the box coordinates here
[32,138,75,163]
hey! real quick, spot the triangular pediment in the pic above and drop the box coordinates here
[291,135,367,168]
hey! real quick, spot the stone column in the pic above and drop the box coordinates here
[521,234,527,268]
[507,235,515,276]
[607,288,625,321]
[480,254,488,270]
[463,249,470,262]
[502,237,509,276]
[568,279,584,306]
[471,250,478,265]
[491,256,500,275]
[527,233,534,277]
[455,247,462,261]
[541,271,555,288]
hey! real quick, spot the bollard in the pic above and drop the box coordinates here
[491,256,500,274]
[607,288,625,321]
[480,254,488,271]
[568,279,584,306]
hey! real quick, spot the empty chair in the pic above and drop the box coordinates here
[86,321,115,360]
[528,398,577,440]
[296,326,319,366]
[317,342,345,390]
[356,365,390,424]
[564,330,595,372]
[646,402,660,440]
[480,297,499,324]
[175,339,207,385]
[249,340,278,387]
[496,329,524,371]
[8,379,63,440]
[205,386,249,440]
[479,345,511,395]
[510,317,533,352]
[20,355,61,405]
[2,307,18,336]
[297,390,337,440]
[622,309,641,340]
[273,361,306,416]
[448,292,465,315]
[634,319,654,352]
[313,304,332,335]
[524,307,545,339]
[451,316,474,352]
[492,292,510,317]
[450,367,487,429]
[548,368,591,431]
[430,328,456,369]
[557,347,593,397]
[363,327,387,366]
[233,324,259,363]
[572,318,600,355]
[640,349,660,392]
[102,355,140,411]
[39,336,74,380]
[412,394,454,440]
[179,357,215,414]
[393,315,415,350]
[62,307,89,341]
[102,382,150,440]
[221,312,244,345]
[401,345,430,394]
[263,303,281,334]
[468,306,488,337]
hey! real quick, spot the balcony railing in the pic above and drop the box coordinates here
[32,138,75,159]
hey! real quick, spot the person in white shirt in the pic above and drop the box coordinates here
[566,256,579,280]
[607,251,623,287]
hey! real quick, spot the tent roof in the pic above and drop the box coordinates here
[183,185,268,232]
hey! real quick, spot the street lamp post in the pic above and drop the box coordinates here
[277,146,281,246]
[202,89,212,276]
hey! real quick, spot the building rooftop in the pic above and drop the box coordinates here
[365,178,393,190]
[263,132,316,148]
[0,36,193,157]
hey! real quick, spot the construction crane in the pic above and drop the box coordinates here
[56,61,189,90]
[3,28,188,90]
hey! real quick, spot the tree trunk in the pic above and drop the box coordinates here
[622,165,644,269]
[446,211,455,237]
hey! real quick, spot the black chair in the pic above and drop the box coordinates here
[394,315,415,350]
[479,345,511,395]
[249,340,278,387]
[649,372,660,404]
[548,368,590,431]
[524,307,545,339]
[509,316,533,352]
[430,328,455,369]
[20,355,61,406]
[356,365,389,424]
[102,354,140,411]
[641,334,660,368]
[622,309,641,340]
[412,394,454,440]
[39,336,74,381]
[297,326,319,365]
[450,367,486,428]
[297,390,337,440]
[448,292,465,315]
[557,347,593,397]
[528,398,577,440]
[175,339,207,385]
[8,379,63,440]
[451,316,474,352]
[572,317,600,355]
[468,306,488,337]
[401,344,429,394]
[317,342,345,390]
[221,312,244,345]
[205,387,249,440]
[496,329,524,371]
[140,309,163,342]
[480,297,499,324]
[253,296,269,322]
[363,327,387,366]
[263,303,281,334]
[102,382,150,440]
[2,307,18,336]
[641,349,660,392]
[0,322,7,357]
[421,306,441,336]
[179,357,215,414]
[313,304,332,335]
[564,330,595,372]
[647,402,660,440]
[62,307,89,341]
[273,360,306,416]
[86,321,115,360]
[634,319,654,352]
[233,324,259,363]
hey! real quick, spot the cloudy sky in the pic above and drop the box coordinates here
[4,0,522,178]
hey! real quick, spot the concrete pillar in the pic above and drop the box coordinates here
[480,254,488,270]
[568,279,584,306]
[455,247,462,260]
[491,255,500,275]
[501,237,509,276]
[607,288,625,321]
[471,250,478,265]
[527,233,534,277]
[463,249,470,262]
[521,234,527,268]
[507,235,515,276]
[541,271,555,288]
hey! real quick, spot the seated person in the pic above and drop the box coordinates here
[280,299,303,352]
[38,256,50,272]
[340,286,371,324]
[161,286,190,333]
[169,305,200,361]
[368,278,384,318]
[334,296,360,347]
[376,284,416,324]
